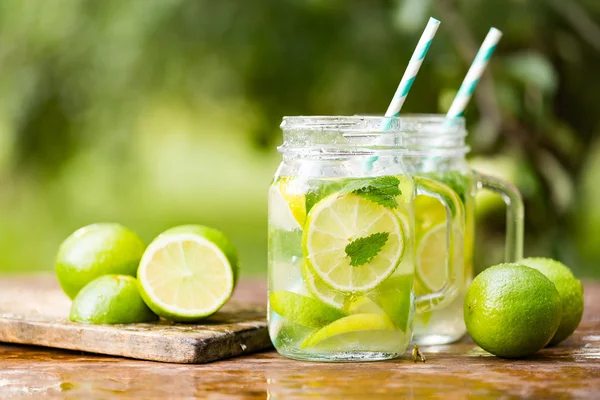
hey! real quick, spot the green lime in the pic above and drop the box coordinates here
[464,263,562,358]
[137,225,239,322]
[70,275,157,324]
[56,223,146,299]
[303,193,405,292]
[300,313,401,351]
[520,257,584,345]
[302,262,346,309]
[269,291,346,328]
[373,274,413,332]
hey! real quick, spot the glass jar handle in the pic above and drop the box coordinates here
[472,171,524,262]
[413,177,465,314]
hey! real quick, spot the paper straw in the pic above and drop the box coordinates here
[364,17,440,171]
[446,27,503,119]
[384,17,441,121]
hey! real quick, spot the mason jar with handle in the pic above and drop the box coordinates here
[392,114,525,346]
[268,116,465,362]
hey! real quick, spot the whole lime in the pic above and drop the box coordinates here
[70,275,157,324]
[520,257,584,345]
[56,223,146,299]
[464,263,562,358]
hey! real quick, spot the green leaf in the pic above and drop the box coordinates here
[504,52,558,94]
[345,232,389,267]
[340,176,401,209]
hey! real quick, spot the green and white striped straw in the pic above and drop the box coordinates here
[446,27,503,119]
[365,17,440,171]
[383,17,441,124]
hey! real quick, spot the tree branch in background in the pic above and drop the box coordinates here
[547,0,600,53]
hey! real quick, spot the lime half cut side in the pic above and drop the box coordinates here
[303,193,405,293]
[138,226,238,322]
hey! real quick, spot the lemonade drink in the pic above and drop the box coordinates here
[268,116,466,362]
[410,165,523,345]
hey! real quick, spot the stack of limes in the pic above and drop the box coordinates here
[56,223,239,324]
[464,259,584,358]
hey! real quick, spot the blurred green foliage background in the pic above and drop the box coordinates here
[1,0,599,277]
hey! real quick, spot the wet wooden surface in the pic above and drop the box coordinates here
[0,276,270,363]
[1,275,599,399]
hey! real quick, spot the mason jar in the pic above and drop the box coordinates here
[268,116,466,362]
[383,114,524,346]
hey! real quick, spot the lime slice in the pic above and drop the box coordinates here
[269,290,346,328]
[302,262,346,309]
[373,274,414,332]
[278,178,307,227]
[138,225,238,322]
[300,313,401,351]
[269,179,306,231]
[415,223,448,293]
[347,297,385,315]
[269,184,302,231]
[303,193,405,292]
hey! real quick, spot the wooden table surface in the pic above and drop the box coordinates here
[1,276,599,399]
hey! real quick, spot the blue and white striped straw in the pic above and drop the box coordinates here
[364,17,440,171]
[383,17,441,126]
[446,27,503,119]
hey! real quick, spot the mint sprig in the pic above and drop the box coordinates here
[345,232,389,267]
[341,176,401,209]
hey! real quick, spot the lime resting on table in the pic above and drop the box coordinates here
[70,275,157,324]
[464,263,562,358]
[520,257,584,345]
[56,223,146,299]
[137,225,239,322]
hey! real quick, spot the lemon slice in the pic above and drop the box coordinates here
[300,313,401,351]
[302,262,346,309]
[303,193,405,292]
[137,225,238,322]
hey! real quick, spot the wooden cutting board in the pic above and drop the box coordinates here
[0,275,271,363]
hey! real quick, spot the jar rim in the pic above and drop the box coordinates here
[278,114,469,157]
[281,114,466,136]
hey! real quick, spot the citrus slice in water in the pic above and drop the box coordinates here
[138,225,239,322]
[303,193,405,292]
[415,223,448,293]
[300,313,401,351]
[415,222,464,295]
[269,290,346,328]
[302,262,346,309]
[269,178,306,231]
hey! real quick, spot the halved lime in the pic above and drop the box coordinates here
[137,225,238,322]
[269,290,346,328]
[300,313,401,351]
[302,262,346,309]
[303,193,405,292]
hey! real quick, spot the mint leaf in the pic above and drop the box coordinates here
[341,176,401,209]
[345,232,389,267]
